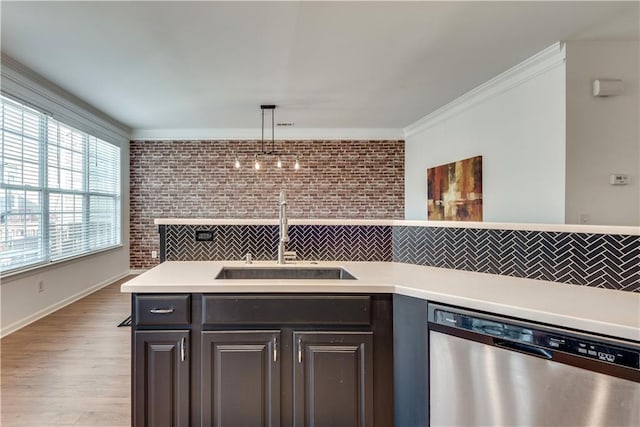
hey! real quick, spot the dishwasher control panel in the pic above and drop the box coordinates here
[542,333,638,369]
[431,307,639,370]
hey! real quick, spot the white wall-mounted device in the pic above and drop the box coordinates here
[609,174,630,185]
[593,79,623,97]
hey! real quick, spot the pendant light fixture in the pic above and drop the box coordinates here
[233,105,300,170]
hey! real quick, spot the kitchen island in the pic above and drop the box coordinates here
[122,260,640,427]
[122,260,639,340]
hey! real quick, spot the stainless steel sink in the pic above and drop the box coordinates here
[215,267,357,280]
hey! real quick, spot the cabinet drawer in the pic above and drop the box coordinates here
[135,294,191,326]
[202,295,371,326]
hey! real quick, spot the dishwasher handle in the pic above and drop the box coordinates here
[494,339,553,360]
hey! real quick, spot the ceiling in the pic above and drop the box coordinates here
[1,1,638,132]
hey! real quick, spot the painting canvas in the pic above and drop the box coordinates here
[427,156,482,221]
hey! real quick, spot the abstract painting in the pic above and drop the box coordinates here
[427,155,482,221]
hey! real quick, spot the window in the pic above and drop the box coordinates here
[0,95,121,273]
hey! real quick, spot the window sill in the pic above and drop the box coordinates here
[0,245,124,283]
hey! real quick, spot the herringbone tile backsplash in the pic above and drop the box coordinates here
[165,225,392,262]
[393,226,640,292]
[161,224,638,292]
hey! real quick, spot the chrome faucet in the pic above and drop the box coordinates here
[277,191,289,264]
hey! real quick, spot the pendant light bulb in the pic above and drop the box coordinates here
[277,157,282,168]
[234,154,241,169]
[254,155,260,170]
[294,156,300,170]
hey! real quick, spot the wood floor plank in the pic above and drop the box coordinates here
[1,277,134,427]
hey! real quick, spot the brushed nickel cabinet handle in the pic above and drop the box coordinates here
[273,336,278,362]
[149,308,174,314]
[298,338,302,363]
[180,337,186,362]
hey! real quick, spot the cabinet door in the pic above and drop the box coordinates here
[293,331,374,427]
[134,331,189,427]
[201,330,281,427]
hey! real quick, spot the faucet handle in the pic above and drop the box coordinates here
[245,253,253,264]
[283,251,297,262]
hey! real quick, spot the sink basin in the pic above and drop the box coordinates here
[215,267,357,280]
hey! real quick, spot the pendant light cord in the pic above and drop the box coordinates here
[261,108,265,153]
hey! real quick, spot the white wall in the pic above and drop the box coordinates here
[565,41,639,226]
[0,56,131,337]
[404,44,566,222]
[0,247,130,336]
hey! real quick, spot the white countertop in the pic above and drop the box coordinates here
[121,261,640,342]
[153,218,640,235]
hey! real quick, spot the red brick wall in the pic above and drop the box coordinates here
[130,139,404,269]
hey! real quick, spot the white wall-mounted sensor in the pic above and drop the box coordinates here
[593,79,623,97]
[609,174,630,185]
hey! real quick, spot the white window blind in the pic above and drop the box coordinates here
[0,94,121,273]
[87,136,120,252]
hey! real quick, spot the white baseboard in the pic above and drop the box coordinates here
[1,271,130,338]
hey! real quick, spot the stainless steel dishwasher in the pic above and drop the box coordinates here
[427,303,640,426]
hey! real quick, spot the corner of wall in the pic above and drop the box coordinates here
[403,43,567,223]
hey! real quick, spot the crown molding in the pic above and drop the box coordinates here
[0,54,131,144]
[404,42,566,138]
[130,127,404,141]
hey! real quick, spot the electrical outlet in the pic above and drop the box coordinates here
[151,250,158,259]
[38,280,45,293]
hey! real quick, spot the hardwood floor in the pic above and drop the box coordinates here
[1,277,134,427]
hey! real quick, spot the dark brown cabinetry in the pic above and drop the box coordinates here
[133,331,190,427]
[132,293,393,427]
[294,332,374,427]
[201,330,281,427]
[393,294,429,427]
